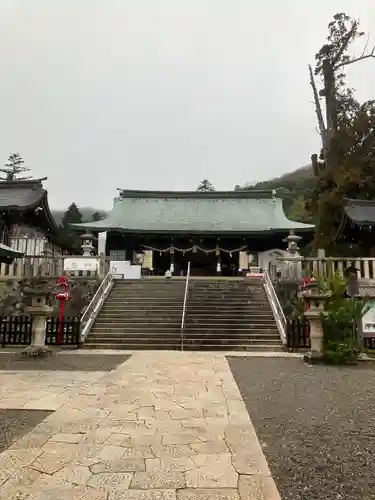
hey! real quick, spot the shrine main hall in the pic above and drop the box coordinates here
[74,189,314,276]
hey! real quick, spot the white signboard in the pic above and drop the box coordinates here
[64,257,99,272]
[361,300,375,337]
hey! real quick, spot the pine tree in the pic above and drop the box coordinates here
[196,179,215,192]
[0,153,31,181]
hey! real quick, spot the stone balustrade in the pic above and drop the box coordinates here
[0,255,106,279]
[277,257,375,281]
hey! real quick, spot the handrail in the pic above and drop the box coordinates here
[262,268,287,345]
[80,271,114,342]
[180,261,191,351]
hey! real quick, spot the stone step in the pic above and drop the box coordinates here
[98,310,183,317]
[86,338,280,347]
[82,343,282,351]
[96,315,183,321]
[186,304,270,309]
[184,324,278,336]
[93,321,182,328]
[109,295,185,300]
[87,331,279,339]
[185,318,277,325]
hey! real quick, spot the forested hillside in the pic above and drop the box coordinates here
[234,165,316,222]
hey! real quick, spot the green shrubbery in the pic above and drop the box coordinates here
[319,274,368,364]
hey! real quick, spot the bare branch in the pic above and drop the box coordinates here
[309,64,327,150]
[335,45,375,68]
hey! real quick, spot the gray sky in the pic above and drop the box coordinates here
[0,1,374,209]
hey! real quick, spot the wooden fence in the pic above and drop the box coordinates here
[287,317,375,352]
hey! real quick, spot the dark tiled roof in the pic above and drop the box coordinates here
[0,179,57,233]
[344,199,375,226]
[0,242,23,258]
[0,179,46,210]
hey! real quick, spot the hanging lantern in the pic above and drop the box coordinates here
[215,245,220,256]
[192,245,197,253]
[170,246,175,255]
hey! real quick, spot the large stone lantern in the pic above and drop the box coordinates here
[21,279,54,357]
[299,280,330,363]
[81,232,96,257]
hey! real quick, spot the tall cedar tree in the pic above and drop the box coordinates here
[196,179,215,192]
[306,13,375,253]
[0,153,31,181]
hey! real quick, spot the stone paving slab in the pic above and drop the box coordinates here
[0,352,281,499]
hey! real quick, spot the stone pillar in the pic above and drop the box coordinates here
[23,295,54,357]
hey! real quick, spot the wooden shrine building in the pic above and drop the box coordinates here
[0,178,62,263]
[334,198,375,256]
[74,190,314,276]
[74,189,314,276]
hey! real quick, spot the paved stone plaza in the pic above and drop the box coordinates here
[0,351,281,500]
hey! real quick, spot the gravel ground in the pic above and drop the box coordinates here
[0,353,131,371]
[227,357,375,500]
[0,409,52,453]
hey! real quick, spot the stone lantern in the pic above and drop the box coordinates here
[80,232,95,256]
[284,230,302,256]
[284,230,302,279]
[21,279,54,357]
[300,281,330,362]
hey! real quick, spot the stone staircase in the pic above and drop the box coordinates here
[83,277,282,351]
[83,279,185,350]
[183,278,282,351]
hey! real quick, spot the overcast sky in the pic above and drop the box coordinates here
[0,1,374,209]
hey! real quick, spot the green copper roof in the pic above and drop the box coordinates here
[72,190,314,234]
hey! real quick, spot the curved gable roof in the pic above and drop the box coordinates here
[0,179,57,233]
[343,198,375,226]
[72,189,314,234]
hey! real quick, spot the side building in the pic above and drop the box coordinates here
[73,189,314,276]
[0,179,66,275]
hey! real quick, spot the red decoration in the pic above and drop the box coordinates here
[55,276,70,345]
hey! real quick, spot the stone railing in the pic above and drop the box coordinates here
[0,256,65,278]
[0,255,105,279]
[278,257,375,280]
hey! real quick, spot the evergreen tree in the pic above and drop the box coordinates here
[196,179,215,192]
[0,153,31,181]
[62,203,82,227]
[91,211,103,222]
[55,203,83,253]
[306,13,375,252]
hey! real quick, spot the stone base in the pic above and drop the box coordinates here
[357,353,375,363]
[21,346,53,358]
[303,350,324,365]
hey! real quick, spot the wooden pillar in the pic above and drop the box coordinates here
[216,241,221,275]
[170,242,175,274]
